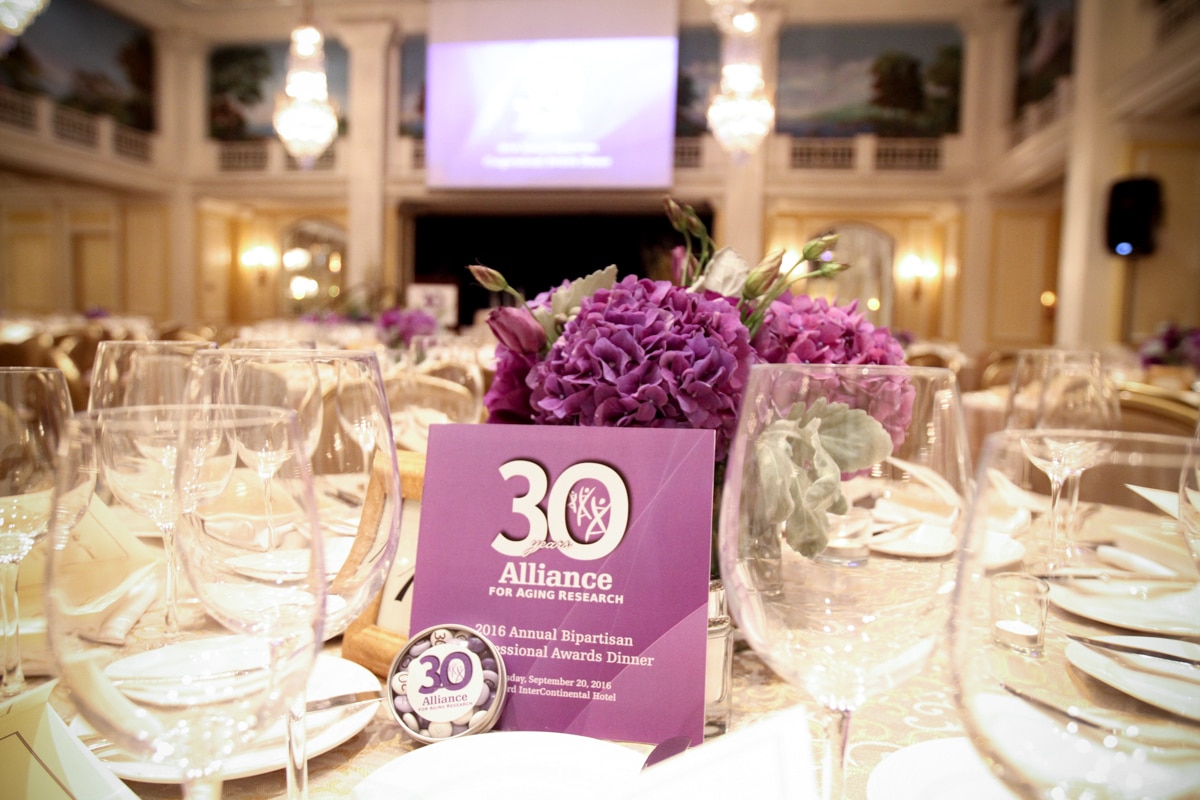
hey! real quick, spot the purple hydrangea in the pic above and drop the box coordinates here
[525,276,754,459]
[1139,323,1200,370]
[752,296,912,450]
[377,307,438,348]
[751,295,907,368]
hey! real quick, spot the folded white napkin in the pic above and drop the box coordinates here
[626,705,819,799]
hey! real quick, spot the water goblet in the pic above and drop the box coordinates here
[952,429,1200,799]
[0,366,72,695]
[88,339,217,410]
[718,364,970,800]
[189,348,401,800]
[46,405,326,800]
[1005,349,1119,568]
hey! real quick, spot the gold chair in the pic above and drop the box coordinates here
[1116,381,1199,436]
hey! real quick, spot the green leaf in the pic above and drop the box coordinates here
[790,398,893,474]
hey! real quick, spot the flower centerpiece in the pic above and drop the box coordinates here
[470,197,909,559]
[376,306,439,349]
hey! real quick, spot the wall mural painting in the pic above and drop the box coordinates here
[776,23,962,138]
[1014,0,1074,117]
[399,34,426,137]
[0,0,155,131]
[209,38,349,141]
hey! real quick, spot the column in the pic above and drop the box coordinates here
[156,27,207,324]
[333,19,397,295]
[948,6,1019,356]
[1055,0,1123,347]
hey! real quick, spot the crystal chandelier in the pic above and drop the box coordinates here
[706,1,775,159]
[0,0,48,37]
[273,4,338,169]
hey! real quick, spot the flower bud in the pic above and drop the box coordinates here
[744,250,783,298]
[469,263,511,293]
[487,306,547,354]
[801,234,839,263]
[663,196,688,232]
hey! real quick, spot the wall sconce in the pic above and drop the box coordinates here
[898,254,938,301]
[240,244,279,286]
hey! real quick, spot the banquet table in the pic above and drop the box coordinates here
[54,636,968,800]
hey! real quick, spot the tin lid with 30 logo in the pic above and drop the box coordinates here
[386,623,508,744]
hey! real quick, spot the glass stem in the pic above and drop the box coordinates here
[160,521,180,636]
[822,709,851,800]
[1046,475,1066,567]
[1063,472,1082,542]
[1,561,25,696]
[286,690,309,800]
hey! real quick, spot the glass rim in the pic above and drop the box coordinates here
[68,404,301,427]
[746,362,958,379]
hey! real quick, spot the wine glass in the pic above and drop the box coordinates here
[1178,420,1200,572]
[88,339,217,410]
[1005,349,1120,569]
[46,405,326,800]
[189,348,401,799]
[718,364,971,800]
[952,429,1200,799]
[0,366,72,695]
[384,334,485,452]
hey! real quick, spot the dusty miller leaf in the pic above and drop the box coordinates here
[790,397,893,474]
[532,264,618,346]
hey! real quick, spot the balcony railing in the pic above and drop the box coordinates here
[0,85,154,165]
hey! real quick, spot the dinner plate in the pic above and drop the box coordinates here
[79,654,380,784]
[1066,637,1200,722]
[983,533,1024,571]
[1047,582,1200,637]
[869,522,957,558]
[352,730,645,800]
[865,737,1018,800]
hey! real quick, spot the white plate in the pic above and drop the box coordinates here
[352,731,644,800]
[865,737,1018,800]
[1047,582,1200,636]
[104,634,272,705]
[983,533,1024,570]
[1066,637,1200,722]
[81,654,380,784]
[869,522,957,558]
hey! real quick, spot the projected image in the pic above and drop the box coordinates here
[426,37,677,189]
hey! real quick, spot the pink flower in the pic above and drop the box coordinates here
[487,306,546,354]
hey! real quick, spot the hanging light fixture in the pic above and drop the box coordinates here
[0,0,48,38]
[273,2,339,169]
[706,0,775,160]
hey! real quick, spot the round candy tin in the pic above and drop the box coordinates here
[387,623,508,744]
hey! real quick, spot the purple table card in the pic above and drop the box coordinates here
[410,424,715,745]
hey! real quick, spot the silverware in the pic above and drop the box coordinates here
[1067,635,1200,668]
[1031,572,1194,585]
[80,689,384,756]
[1000,683,1197,747]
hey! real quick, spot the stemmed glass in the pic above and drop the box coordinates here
[952,429,1200,798]
[1004,349,1119,568]
[46,405,326,800]
[718,364,970,800]
[88,339,217,410]
[189,348,401,799]
[0,366,72,696]
[384,334,486,452]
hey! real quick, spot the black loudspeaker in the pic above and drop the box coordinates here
[1105,177,1163,257]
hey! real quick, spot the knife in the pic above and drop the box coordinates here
[306,689,385,713]
[1067,635,1200,668]
[999,683,1194,747]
